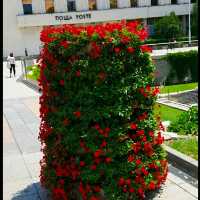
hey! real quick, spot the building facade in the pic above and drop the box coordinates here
[3,0,194,57]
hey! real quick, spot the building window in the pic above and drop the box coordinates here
[45,0,54,13]
[110,0,118,9]
[171,0,177,4]
[67,0,76,11]
[89,0,97,10]
[130,0,137,7]
[22,0,32,14]
[151,0,158,6]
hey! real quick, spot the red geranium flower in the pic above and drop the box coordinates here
[100,140,107,148]
[127,47,135,53]
[59,79,65,86]
[128,155,135,162]
[130,122,137,130]
[118,177,125,186]
[94,185,101,192]
[140,45,152,53]
[148,181,156,190]
[90,165,97,170]
[63,118,70,126]
[80,161,85,167]
[105,157,112,163]
[136,159,142,165]
[94,149,103,158]
[129,187,135,193]
[73,111,81,118]
[60,41,69,48]
[125,178,131,186]
[114,47,121,54]
[76,70,81,77]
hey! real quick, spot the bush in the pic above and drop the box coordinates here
[165,50,198,84]
[26,64,40,81]
[168,106,198,135]
[154,12,183,40]
[39,21,168,200]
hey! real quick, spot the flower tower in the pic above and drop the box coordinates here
[38,20,168,200]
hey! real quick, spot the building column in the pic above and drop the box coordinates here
[32,0,46,14]
[54,0,68,12]
[16,0,24,15]
[137,0,151,7]
[158,0,171,5]
[182,15,187,34]
[96,0,110,10]
[76,0,89,11]
[118,0,130,8]
[177,0,188,4]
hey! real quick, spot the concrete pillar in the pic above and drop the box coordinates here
[54,0,68,12]
[177,0,188,4]
[158,0,171,5]
[182,15,187,34]
[96,0,110,9]
[32,0,46,14]
[137,0,151,7]
[76,0,89,11]
[16,0,24,15]
[118,0,130,8]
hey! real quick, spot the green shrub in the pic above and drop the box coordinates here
[26,64,40,81]
[165,50,198,83]
[168,106,198,135]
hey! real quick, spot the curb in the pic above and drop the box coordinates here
[158,88,198,98]
[163,144,198,179]
[20,78,41,94]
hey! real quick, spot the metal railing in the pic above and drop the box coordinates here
[147,40,198,50]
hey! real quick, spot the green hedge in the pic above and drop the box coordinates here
[165,50,198,84]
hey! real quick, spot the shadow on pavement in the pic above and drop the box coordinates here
[11,182,50,200]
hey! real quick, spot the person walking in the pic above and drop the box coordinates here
[7,53,16,78]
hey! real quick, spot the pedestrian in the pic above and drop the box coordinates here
[7,52,16,78]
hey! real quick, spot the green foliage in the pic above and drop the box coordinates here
[154,12,182,40]
[165,50,198,83]
[168,106,198,135]
[26,64,40,81]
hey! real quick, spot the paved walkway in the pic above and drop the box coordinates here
[3,62,198,200]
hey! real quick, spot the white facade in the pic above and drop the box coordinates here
[3,0,193,57]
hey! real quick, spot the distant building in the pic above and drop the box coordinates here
[3,0,195,57]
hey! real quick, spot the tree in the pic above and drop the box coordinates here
[154,12,182,40]
[191,2,198,37]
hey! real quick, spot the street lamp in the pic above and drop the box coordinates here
[188,0,191,46]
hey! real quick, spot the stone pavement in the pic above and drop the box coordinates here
[3,61,198,200]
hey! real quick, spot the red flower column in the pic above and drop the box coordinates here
[38,21,168,200]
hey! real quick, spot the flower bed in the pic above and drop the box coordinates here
[38,21,168,200]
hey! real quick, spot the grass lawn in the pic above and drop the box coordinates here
[165,138,198,160]
[160,82,198,94]
[154,103,184,123]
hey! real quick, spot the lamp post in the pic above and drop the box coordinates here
[188,0,191,46]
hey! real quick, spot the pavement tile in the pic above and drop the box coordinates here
[26,123,40,136]
[23,152,42,164]
[152,181,197,200]
[3,155,30,182]
[5,193,40,200]
[4,178,37,197]
[179,182,198,198]
[3,143,21,156]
